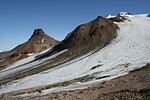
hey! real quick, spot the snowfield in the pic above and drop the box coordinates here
[0,47,53,72]
[0,13,150,94]
[0,47,67,79]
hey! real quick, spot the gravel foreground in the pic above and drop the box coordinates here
[1,64,150,100]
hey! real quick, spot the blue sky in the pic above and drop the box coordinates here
[0,0,150,51]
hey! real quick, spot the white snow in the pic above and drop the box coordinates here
[106,14,116,18]
[41,38,45,43]
[0,48,67,79]
[0,47,53,72]
[27,53,34,56]
[119,12,130,16]
[0,14,150,94]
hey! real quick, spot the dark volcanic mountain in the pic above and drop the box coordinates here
[0,29,58,68]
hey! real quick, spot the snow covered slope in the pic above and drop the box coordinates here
[0,13,150,94]
[0,47,68,79]
[1,47,53,71]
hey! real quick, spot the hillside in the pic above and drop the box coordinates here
[0,12,150,99]
[0,29,58,68]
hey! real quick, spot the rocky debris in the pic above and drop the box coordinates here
[0,29,58,68]
[94,89,150,100]
[3,64,149,100]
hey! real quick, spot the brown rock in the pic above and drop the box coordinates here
[51,16,118,60]
[0,29,58,68]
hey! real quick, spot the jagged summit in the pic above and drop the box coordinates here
[28,28,57,44]
[32,29,45,36]
[29,29,46,40]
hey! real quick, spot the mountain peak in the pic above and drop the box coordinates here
[33,29,45,35]
[53,16,118,56]
[29,28,46,40]
[0,28,58,67]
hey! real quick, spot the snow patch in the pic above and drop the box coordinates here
[0,49,67,79]
[0,47,53,71]
[119,12,131,16]
[41,38,45,43]
[106,14,116,18]
[27,53,34,56]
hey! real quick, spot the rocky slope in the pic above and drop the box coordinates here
[0,12,150,100]
[4,64,149,100]
[49,16,118,60]
[0,29,58,68]
[0,16,118,84]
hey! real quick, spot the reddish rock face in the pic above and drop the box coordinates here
[0,29,58,68]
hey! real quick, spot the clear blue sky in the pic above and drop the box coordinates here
[0,0,149,51]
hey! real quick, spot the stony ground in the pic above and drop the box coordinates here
[1,64,150,100]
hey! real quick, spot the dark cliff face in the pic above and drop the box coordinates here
[0,29,58,68]
[52,16,118,58]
